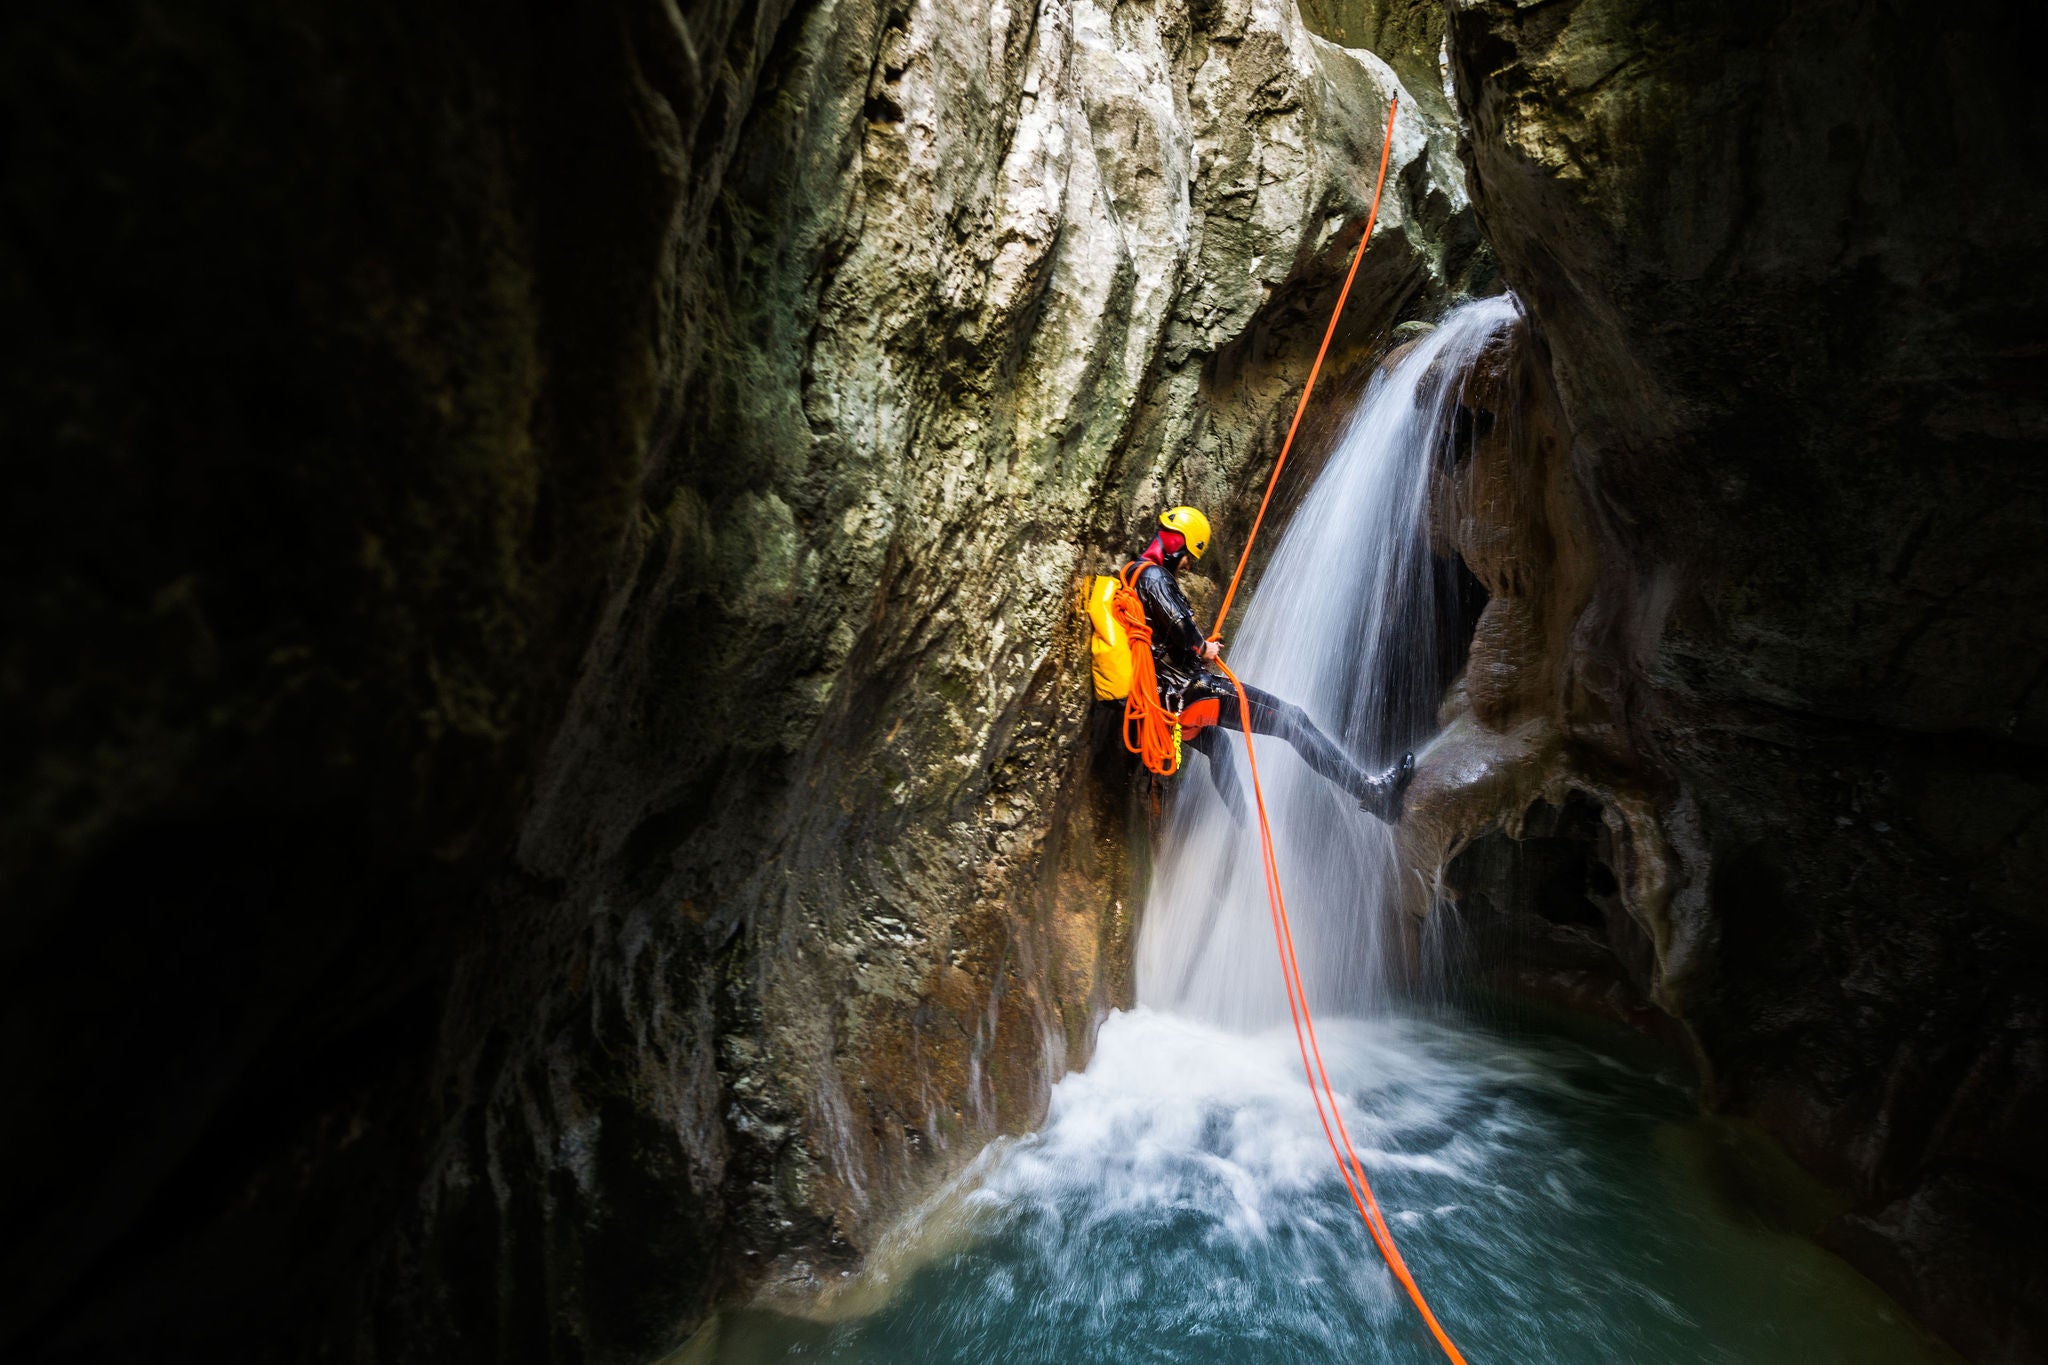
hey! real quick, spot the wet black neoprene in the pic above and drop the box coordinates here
[1126,560,1410,822]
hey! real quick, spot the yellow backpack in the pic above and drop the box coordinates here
[1086,570,1135,700]
[1083,564,1204,775]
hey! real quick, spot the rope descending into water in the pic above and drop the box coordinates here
[1213,660,1467,1362]
[1208,95,1470,1365]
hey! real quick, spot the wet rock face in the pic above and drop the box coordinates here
[2,2,1476,1361]
[1408,1,2048,1358]
[451,0,1482,1355]
[1297,0,1450,123]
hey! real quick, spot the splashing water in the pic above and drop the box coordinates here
[694,1010,1950,1364]
[693,300,1956,1364]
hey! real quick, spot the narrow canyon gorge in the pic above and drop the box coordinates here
[2,1,2042,1362]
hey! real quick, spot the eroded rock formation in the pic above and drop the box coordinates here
[1395,3,2048,1359]
[2,2,1479,1360]
[414,0,1488,1352]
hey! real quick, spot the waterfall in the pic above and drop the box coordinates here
[1136,296,1519,1028]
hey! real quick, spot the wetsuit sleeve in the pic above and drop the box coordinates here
[1136,565,1207,672]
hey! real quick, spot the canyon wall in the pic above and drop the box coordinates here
[399,1,1484,1356]
[1,1,1477,1360]
[2,4,751,1359]
[1399,3,2048,1360]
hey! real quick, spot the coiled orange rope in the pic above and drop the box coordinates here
[1113,564,1188,776]
[1211,97,1470,1363]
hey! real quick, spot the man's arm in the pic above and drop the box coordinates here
[1136,565,1210,668]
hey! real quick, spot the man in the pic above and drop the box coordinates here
[1131,506,1415,824]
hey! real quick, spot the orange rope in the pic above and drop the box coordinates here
[1204,95,1469,1363]
[1214,660,1466,1364]
[1111,564,1186,776]
[1210,95,1401,644]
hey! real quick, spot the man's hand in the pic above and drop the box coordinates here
[1200,639,1222,662]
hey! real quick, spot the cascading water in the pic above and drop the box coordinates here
[694,300,1957,1364]
[1137,296,1515,1028]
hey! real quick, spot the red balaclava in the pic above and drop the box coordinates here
[1141,529,1187,567]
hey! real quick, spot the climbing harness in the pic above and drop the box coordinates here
[1209,96,1471,1364]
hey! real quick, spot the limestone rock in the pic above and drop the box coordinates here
[0,2,1478,1360]
[1405,2,2048,1358]
[456,0,1482,1351]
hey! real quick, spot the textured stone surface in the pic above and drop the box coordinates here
[410,0,1481,1355]
[1399,2,2048,1359]
[12,0,2042,1359]
[0,2,1475,1360]
[1297,0,1451,123]
[0,3,771,1359]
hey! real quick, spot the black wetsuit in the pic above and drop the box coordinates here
[1126,560,1378,819]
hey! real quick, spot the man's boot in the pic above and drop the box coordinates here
[1357,752,1416,824]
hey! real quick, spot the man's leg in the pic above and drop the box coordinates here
[1186,725,1246,824]
[1206,678,1414,820]
[1209,682,1372,795]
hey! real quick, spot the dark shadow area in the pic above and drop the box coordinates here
[1439,793,1676,1052]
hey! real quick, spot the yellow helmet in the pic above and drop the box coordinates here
[1159,505,1212,560]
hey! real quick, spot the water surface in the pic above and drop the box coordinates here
[693,1007,1952,1365]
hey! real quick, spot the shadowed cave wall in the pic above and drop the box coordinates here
[2,0,1479,1360]
[1398,4,2048,1360]
[1,0,2043,1362]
